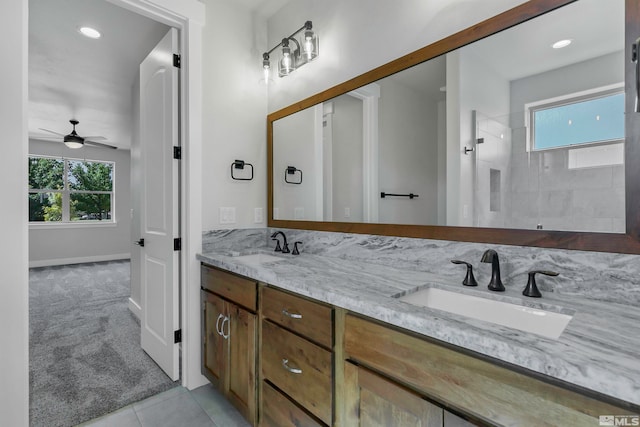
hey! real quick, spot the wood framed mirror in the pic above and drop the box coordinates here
[268,0,640,254]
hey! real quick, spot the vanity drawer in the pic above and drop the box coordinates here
[201,265,257,311]
[260,381,324,427]
[261,320,332,425]
[261,286,333,348]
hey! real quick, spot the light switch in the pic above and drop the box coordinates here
[254,207,263,224]
[219,207,236,224]
[344,207,351,218]
[294,207,305,220]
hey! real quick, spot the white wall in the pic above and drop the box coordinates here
[201,0,268,230]
[331,94,363,222]
[272,106,317,219]
[378,76,439,225]
[0,0,29,424]
[266,0,528,114]
[28,140,132,266]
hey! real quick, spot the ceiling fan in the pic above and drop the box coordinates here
[37,119,117,149]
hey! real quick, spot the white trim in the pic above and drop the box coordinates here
[29,253,130,268]
[29,221,118,229]
[313,105,324,221]
[128,297,142,320]
[349,83,380,223]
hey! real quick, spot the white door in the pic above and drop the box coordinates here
[139,28,180,380]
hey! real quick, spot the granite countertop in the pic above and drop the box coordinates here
[197,248,640,408]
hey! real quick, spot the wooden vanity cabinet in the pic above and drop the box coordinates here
[201,265,258,425]
[343,314,632,427]
[344,362,444,426]
[259,286,334,427]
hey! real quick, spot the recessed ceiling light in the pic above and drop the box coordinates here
[78,26,101,39]
[552,39,572,49]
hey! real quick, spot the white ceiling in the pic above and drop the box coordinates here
[387,0,623,99]
[28,0,623,150]
[29,0,169,150]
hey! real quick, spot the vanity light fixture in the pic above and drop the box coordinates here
[552,39,572,49]
[262,21,318,82]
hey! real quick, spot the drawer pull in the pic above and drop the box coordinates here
[215,313,224,336]
[282,309,302,319]
[282,358,302,374]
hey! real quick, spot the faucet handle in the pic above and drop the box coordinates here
[523,270,559,298]
[292,241,302,255]
[271,238,282,252]
[450,260,478,287]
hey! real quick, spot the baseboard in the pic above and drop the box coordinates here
[29,253,131,268]
[128,298,142,320]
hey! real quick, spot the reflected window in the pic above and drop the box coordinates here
[28,155,114,223]
[528,86,624,151]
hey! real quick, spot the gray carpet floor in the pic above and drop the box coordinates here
[29,260,177,427]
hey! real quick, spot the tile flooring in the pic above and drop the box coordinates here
[78,384,251,427]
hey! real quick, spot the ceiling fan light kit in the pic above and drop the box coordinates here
[38,119,117,150]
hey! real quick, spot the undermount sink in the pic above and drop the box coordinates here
[395,286,573,339]
[232,253,286,265]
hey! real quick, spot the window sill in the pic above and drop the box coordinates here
[29,221,118,230]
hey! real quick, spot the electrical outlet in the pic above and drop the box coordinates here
[273,208,279,219]
[254,207,263,224]
[463,204,469,219]
[344,207,351,218]
[294,207,305,220]
[219,207,236,224]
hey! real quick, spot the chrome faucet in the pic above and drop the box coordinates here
[270,231,290,254]
[480,249,505,291]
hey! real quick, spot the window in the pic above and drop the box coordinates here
[527,85,624,151]
[29,156,114,223]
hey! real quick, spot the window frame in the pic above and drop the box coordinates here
[525,83,625,152]
[28,154,116,226]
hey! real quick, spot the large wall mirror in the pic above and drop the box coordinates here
[268,0,640,254]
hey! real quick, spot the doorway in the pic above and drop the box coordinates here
[25,0,204,424]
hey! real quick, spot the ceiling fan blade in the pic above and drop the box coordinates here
[83,136,107,141]
[85,140,118,150]
[38,128,66,137]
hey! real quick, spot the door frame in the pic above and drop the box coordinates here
[104,0,207,390]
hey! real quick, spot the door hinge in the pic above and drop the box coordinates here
[173,54,181,68]
[174,329,182,343]
[173,146,182,159]
[174,237,182,251]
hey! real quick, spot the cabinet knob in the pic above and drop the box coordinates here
[282,358,302,374]
[282,308,302,319]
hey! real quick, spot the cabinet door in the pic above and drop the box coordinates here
[227,304,257,424]
[444,411,476,427]
[345,362,443,427]
[202,291,226,387]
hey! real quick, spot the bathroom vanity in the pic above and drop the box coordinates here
[198,246,640,426]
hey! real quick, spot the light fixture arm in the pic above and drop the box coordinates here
[262,21,313,61]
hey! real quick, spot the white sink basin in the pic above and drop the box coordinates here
[397,287,573,339]
[233,253,286,265]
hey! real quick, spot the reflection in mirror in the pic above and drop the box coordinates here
[272,0,625,234]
